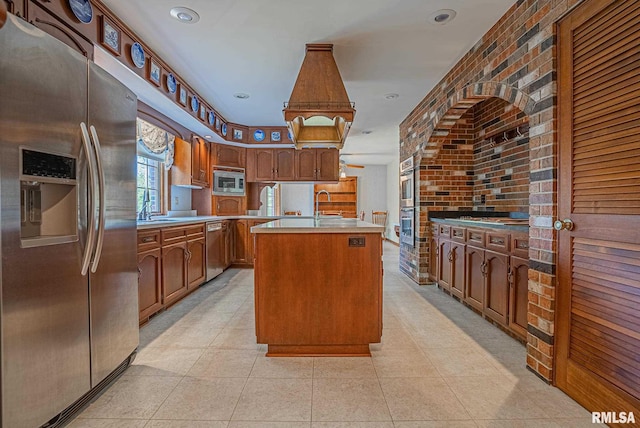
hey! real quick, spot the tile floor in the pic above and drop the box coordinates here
[70,243,600,427]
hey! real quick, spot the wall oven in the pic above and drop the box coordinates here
[400,156,414,208]
[400,208,414,246]
[213,169,245,196]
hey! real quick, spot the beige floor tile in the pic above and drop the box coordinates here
[379,377,471,421]
[371,349,439,378]
[312,378,391,422]
[250,355,314,378]
[371,328,421,352]
[422,347,501,378]
[79,375,180,419]
[144,325,222,348]
[393,422,478,428]
[187,349,259,378]
[231,378,312,421]
[313,357,377,378]
[210,328,261,350]
[444,376,549,420]
[312,422,394,427]
[127,347,204,377]
[67,419,148,428]
[528,386,592,419]
[229,422,310,428]
[474,420,566,427]
[146,421,228,428]
[152,377,245,420]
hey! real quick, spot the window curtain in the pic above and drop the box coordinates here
[136,118,175,170]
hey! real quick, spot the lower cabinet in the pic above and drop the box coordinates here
[187,237,206,290]
[233,219,270,266]
[137,248,162,323]
[432,222,529,340]
[223,220,233,269]
[161,242,189,307]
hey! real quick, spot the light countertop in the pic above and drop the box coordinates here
[136,215,313,230]
[251,218,384,234]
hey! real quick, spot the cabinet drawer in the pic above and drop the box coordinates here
[451,227,466,242]
[486,231,510,251]
[511,234,529,258]
[138,229,161,252]
[161,227,188,245]
[438,224,451,238]
[185,224,205,240]
[466,229,485,247]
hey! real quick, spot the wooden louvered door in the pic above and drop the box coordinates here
[556,0,640,418]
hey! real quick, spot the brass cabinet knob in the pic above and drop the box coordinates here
[553,218,574,231]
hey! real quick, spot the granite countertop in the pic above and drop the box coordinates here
[136,215,314,230]
[251,218,384,234]
[431,217,529,232]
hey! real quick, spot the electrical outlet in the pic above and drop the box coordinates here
[174,196,179,206]
[348,236,365,247]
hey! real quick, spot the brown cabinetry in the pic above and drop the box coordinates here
[212,144,246,168]
[172,137,210,188]
[247,148,339,182]
[187,237,206,290]
[233,219,269,266]
[212,195,246,216]
[160,224,206,306]
[313,176,357,218]
[162,242,188,306]
[431,221,529,340]
[222,220,233,268]
[137,229,163,324]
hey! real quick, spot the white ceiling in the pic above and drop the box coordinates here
[101,0,516,166]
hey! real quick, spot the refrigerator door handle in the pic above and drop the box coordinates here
[80,122,97,276]
[89,125,106,273]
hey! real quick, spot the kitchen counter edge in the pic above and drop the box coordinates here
[136,215,314,230]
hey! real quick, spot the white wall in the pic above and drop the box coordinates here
[386,156,400,243]
[343,165,387,223]
[280,183,314,216]
[170,185,192,211]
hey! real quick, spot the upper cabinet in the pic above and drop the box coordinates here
[211,144,246,169]
[247,148,339,182]
[171,136,209,188]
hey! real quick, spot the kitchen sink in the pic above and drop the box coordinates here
[315,218,359,227]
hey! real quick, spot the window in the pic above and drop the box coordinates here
[137,156,162,214]
[261,184,280,216]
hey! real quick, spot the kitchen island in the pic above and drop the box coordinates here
[251,218,384,356]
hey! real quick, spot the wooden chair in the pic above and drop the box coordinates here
[284,211,301,216]
[372,211,388,239]
[359,210,365,220]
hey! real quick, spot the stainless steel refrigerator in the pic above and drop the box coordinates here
[0,14,139,428]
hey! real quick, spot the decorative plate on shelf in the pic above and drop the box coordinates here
[221,123,227,137]
[191,95,199,113]
[131,42,145,69]
[288,130,293,140]
[253,129,265,142]
[208,111,215,126]
[215,118,221,130]
[199,105,206,121]
[69,0,93,24]
[166,73,177,94]
[271,131,281,142]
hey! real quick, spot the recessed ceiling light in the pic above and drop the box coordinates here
[384,93,399,100]
[429,9,456,25]
[170,7,200,24]
[205,135,212,139]
[233,93,250,99]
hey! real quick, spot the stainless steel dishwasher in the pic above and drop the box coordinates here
[206,222,224,281]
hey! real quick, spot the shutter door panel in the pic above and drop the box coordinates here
[557,0,640,416]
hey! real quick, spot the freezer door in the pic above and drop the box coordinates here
[87,61,139,386]
[0,16,91,428]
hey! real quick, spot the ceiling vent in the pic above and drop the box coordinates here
[283,44,355,149]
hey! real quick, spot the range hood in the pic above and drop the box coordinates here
[283,44,355,149]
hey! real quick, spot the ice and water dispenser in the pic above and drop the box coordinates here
[20,148,78,247]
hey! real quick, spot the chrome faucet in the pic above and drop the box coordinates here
[137,189,151,221]
[315,190,331,221]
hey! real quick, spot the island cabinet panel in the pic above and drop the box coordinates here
[254,232,382,356]
[483,250,510,326]
[211,144,246,168]
[161,242,188,307]
[137,248,163,324]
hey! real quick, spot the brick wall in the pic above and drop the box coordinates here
[399,0,584,382]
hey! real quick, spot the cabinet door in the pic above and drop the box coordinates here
[171,137,193,187]
[161,242,188,306]
[234,220,249,264]
[248,220,269,264]
[213,196,245,216]
[190,137,209,187]
[187,238,206,290]
[223,221,233,268]
[200,139,210,187]
[274,149,295,181]
[483,250,510,326]
[316,148,339,181]
[429,234,438,282]
[296,149,317,180]
[213,144,246,168]
[137,248,163,323]
[465,245,484,311]
[509,256,529,339]
[254,149,275,181]
[437,239,452,291]
[450,242,465,299]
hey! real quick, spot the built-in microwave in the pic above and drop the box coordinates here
[400,208,414,246]
[400,156,414,208]
[212,169,245,196]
